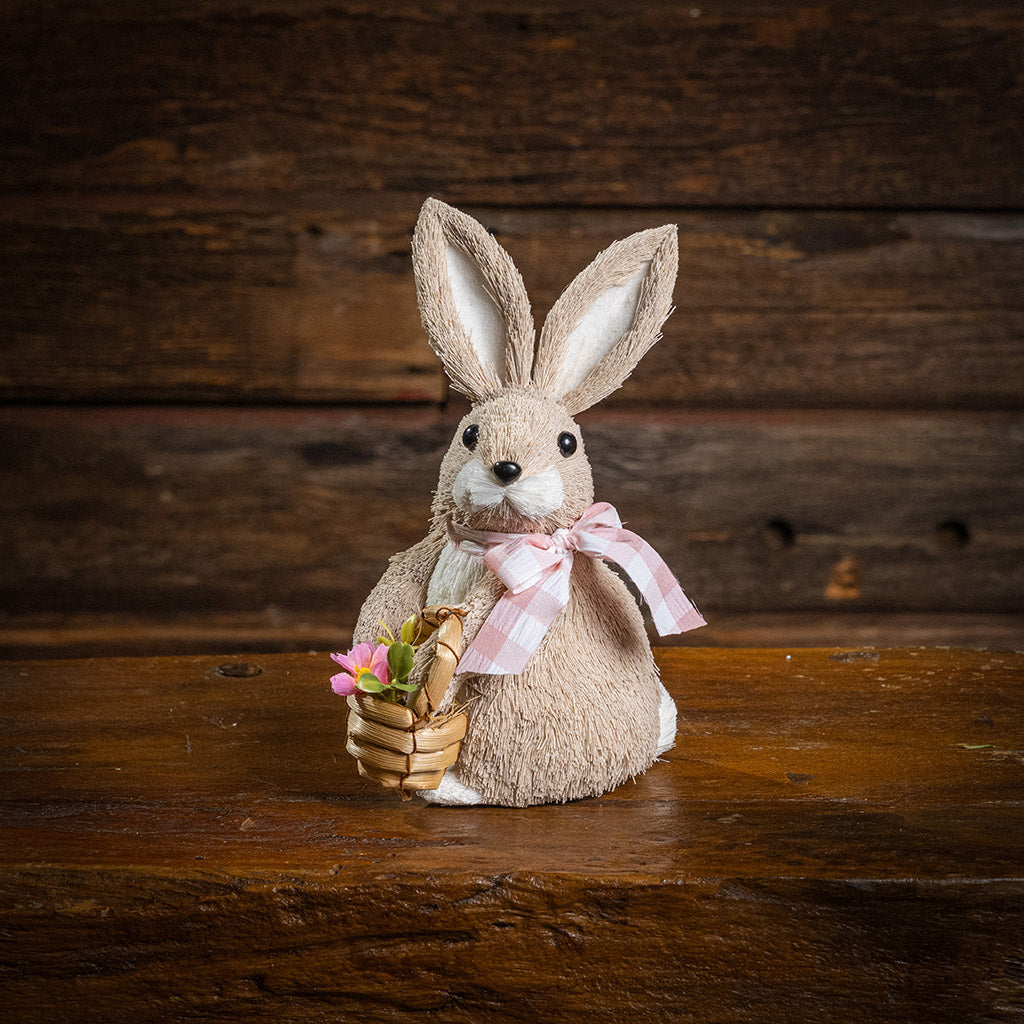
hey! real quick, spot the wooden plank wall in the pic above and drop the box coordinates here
[2,2,1022,657]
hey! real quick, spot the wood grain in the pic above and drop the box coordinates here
[2,611,1022,661]
[3,206,1023,407]
[3,3,1022,208]
[1,408,1021,656]
[0,205,443,404]
[0,647,1022,1022]
[2,1,1023,664]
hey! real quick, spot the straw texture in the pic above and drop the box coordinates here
[345,607,469,795]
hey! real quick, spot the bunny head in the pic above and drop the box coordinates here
[412,198,678,534]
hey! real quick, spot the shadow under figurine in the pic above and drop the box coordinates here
[349,198,705,807]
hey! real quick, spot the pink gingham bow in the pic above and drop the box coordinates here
[451,501,705,676]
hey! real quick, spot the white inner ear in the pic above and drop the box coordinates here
[557,261,650,393]
[446,245,508,381]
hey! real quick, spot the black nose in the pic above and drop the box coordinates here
[492,460,522,484]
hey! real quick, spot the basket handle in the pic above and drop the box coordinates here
[411,605,466,718]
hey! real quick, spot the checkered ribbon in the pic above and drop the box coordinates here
[451,501,705,676]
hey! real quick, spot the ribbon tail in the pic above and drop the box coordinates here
[596,533,706,638]
[651,585,706,636]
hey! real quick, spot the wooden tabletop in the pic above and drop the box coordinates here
[1,647,1022,1023]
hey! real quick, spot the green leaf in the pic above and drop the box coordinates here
[958,743,995,750]
[400,615,418,645]
[388,643,415,682]
[356,674,385,693]
[390,682,419,693]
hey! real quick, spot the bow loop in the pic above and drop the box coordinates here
[449,502,705,676]
[564,501,624,557]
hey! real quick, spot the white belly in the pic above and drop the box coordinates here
[426,541,487,606]
[421,541,490,806]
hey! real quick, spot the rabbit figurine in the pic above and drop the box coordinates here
[353,198,704,807]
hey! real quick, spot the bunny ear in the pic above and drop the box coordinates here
[412,198,535,401]
[532,225,678,414]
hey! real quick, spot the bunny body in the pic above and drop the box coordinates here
[353,199,698,807]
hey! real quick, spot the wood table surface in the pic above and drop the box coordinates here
[1,648,1022,1023]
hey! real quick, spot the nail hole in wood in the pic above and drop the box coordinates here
[215,663,262,678]
[935,519,971,549]
[763,518,796,549]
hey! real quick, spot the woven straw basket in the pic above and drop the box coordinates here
[345,606,468,797]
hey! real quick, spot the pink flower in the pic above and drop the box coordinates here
[330,642,390,696]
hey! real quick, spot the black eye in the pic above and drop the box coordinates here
[462,424,480,450]
[558,431,577,457]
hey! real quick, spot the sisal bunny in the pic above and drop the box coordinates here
[353,198,704,807]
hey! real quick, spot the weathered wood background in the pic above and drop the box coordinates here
[2,1,1023,656]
